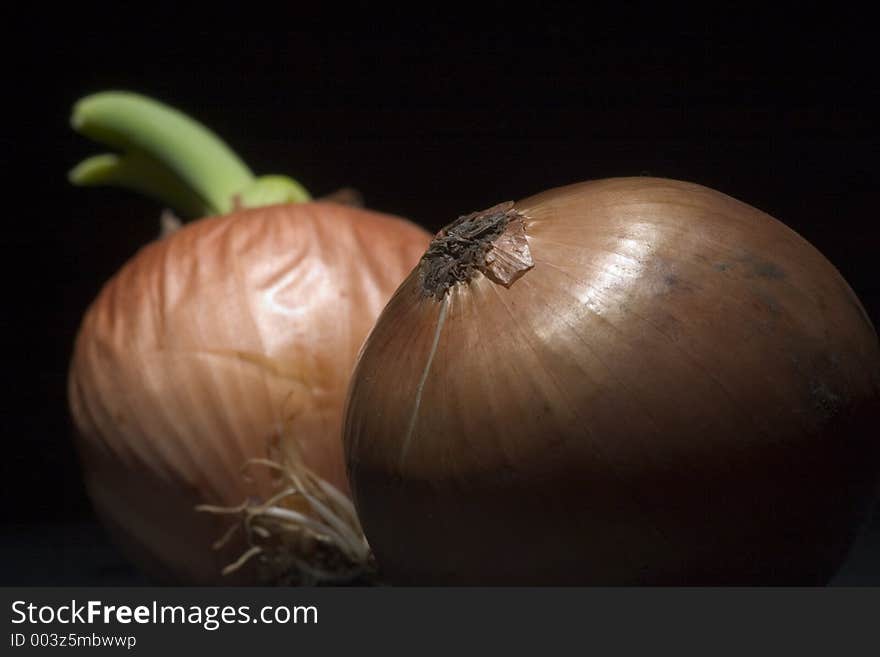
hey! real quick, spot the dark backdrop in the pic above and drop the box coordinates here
[3,4,878,583]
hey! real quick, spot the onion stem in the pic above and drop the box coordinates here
[70,91,311,219]
[69,153,212,219]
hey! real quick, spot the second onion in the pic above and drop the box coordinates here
[344,177,880,585]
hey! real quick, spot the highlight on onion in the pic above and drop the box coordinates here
[67,92,431,584]
[343,177,880,585]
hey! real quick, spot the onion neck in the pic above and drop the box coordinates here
[419,202,534,298]
[69,91,311,220]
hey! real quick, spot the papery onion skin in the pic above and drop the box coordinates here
[69,201,430,584]
[343,177,880,585]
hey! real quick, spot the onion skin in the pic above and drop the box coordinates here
[343,177,880,585]
[69,201,430,584]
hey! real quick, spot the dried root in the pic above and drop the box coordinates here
[197,439,376,586]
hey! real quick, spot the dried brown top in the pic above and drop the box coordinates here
[419,202,534,298]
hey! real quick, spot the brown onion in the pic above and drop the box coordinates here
[71,202,428,583]
[67,92,431,583]
[344,177,880,585]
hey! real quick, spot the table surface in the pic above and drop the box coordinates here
[3,512,878,586]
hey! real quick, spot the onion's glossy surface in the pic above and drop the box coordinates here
[69,202,430,583]
[344,177,880,585]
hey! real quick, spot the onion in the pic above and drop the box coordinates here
[67,92,430,584]
[343,177,880,585]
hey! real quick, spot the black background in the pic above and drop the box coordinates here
[2,4,878,584]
